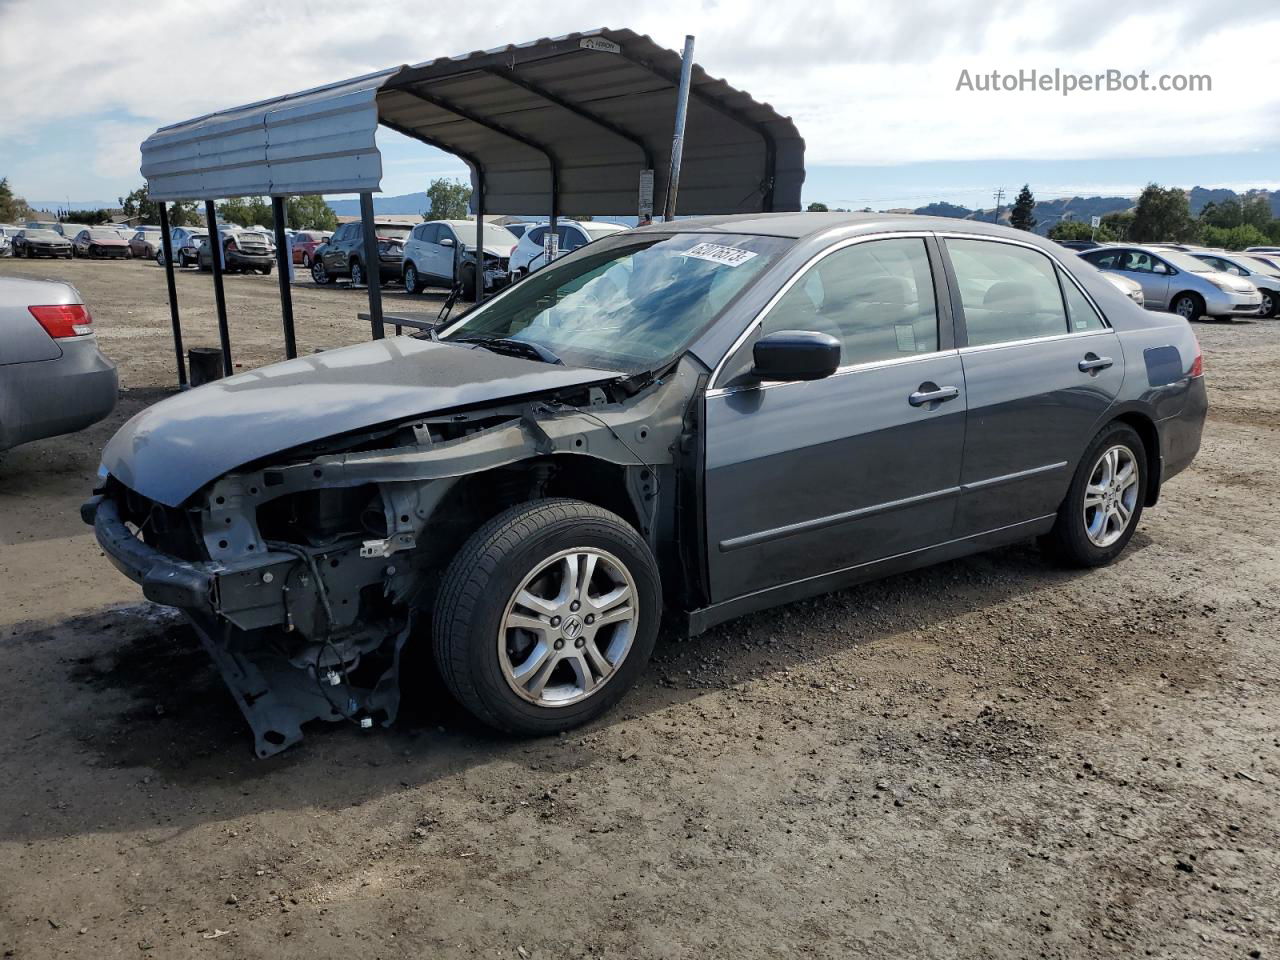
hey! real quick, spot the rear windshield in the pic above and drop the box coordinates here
[375,224,413,240]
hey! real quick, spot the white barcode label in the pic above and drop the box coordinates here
[681,242,758,267]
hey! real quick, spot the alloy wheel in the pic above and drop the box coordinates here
[1174,296,1198,319]
[1262,291,1274,317]
[1083,444,1140,548]
[350,261,364,286]
[498,548,639,708]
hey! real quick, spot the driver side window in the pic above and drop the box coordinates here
[758,237,940,366]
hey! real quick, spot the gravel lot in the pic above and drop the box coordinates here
[0,257,1276,959]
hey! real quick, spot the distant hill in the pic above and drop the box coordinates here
[326,193,431,217]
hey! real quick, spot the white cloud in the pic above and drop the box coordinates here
[1,0,1278,195]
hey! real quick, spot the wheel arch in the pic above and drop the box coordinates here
[1170,289,1204,315]
[1111,410,1161,506]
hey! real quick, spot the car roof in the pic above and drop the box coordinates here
[627,211,1077,242]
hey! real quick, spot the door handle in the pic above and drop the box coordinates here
[1078,354,1114,373]
[908,384,960,407]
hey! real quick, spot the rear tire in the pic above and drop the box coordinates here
[1040,422,1146,568]
[433,498,661,735]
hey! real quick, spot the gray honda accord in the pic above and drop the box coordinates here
[83,213,1207,756]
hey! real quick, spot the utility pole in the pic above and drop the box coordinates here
[991,188,1005,224]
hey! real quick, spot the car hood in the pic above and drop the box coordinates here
[1205,271,1257,293]
[102,337,622,506]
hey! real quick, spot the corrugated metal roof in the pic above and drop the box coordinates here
[140,28,804,216]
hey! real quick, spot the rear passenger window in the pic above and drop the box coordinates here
[946,239,1069,347]
[1059,270,1107,332]
[759,237,940,365]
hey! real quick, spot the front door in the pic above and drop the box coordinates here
[942,237,1125,537]
[704,236,966,602]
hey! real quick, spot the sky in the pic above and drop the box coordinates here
[2,0,1279,212]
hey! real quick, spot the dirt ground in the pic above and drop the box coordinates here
[0,257,1276,959]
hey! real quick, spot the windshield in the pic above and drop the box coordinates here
[440,232,790,373]
[1240,255,1280,274]
[449,223,519,249]
[89,229,122,240]
[1161,251,1212,273]
[25,230,61,240]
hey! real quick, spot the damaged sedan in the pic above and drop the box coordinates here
[83,214,1207,756]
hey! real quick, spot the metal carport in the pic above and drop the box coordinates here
[139,27,805,386]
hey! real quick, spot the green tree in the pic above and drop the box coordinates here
[423,178,471,220]
[119,185,197,226]
[285,195,337,231]
[65,208,112,225]
[1199,198,1242,229]
[1048,219,1115,243]
[1199,224,1269,250]
[1100,210,1134,240]
[217,196,271,227]
[0,177,33,222]
[1009,184,1037,231]
[806,201,829,212]
[1130,184,1197,243]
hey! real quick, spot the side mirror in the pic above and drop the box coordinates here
[439,237,455,247]
[752,330,841,382]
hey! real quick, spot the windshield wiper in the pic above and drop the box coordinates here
[455,336,563,365]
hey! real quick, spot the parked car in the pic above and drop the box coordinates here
[72,227,132,259]
[310,221,408,286]
[1,276,117,455]
[242,226,276,252]
[508,220,629,277]
[401,220,520,297]
[55,222,90,239]
[83,213,1206,756]
[126,227,163,259]
[157,227,208,268]
[13,229,72,258]
[1101,272,1145,307]
[1243,246,1280,254]
[1188,251,1280,317]
[1078,244,1262,319]
[197,230,273,274]
[290,230,331,267]
[0,225,15,257]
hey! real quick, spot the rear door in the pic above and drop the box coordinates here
[704,235,966,601]
[942,236,1124,538]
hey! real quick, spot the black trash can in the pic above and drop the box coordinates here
[188,347,224,386]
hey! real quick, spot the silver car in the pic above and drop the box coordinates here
[0,277,118,455]
[1190,251,1280,318]
[1079,244,1262,320]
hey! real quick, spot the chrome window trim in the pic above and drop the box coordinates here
[706,348,960,399]
[707,230,939,391]
[957,327,1114,356]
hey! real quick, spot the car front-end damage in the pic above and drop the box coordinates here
[82,346,700,756]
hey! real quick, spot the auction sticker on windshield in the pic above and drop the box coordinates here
[681,242,759,267]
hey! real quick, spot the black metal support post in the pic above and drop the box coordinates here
[204,199,232,374]
[157,203,187,388]
[271,196,297,359]
[359,192,385,339]
[474,187,485,305]
[663,35,696,221]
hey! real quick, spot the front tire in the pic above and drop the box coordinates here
[1171,292,1205,321]
[433,498,661,735]
[1041,422,1146,567]
[1260,288,1277,318]
[311,257,331,285]
[350,259,365,287]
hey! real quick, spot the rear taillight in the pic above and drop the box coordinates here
[1189,334,1203,377]
[29,304,93,339]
